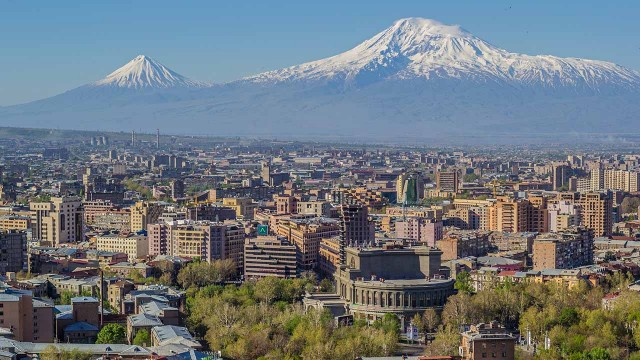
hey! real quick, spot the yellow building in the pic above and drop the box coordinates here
[130,201,164,232]
[0,215,30,231]
[223,198,257,220]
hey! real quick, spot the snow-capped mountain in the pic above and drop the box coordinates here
[1,18,639,141]
[93,55,207,89]
[246,18,640,90]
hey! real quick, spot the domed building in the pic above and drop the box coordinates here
[334,243,455,324]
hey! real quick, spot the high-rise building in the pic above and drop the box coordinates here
[171,179,185,200]
[532,227,594,270]
[396,171,424,204]
[548,201,581,233]
[339,204,374,247]
[0,230,25,273]
[130,201,164,232]
[576,192,613,237]
[148,220,245,271]
[552,163,571,190]
[436,170,459,194]
[488,197,548,233]
[30,196,83,245]
[590,165,604,191]
[585,165,640,193]
[276,217,341,270]
[244,236,297,279]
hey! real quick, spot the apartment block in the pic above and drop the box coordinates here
[532,227,594,270]
[0,215,30,231]
[130,201,164,232]
[395,217,443,247]
[436,231,491,261]
[0,289,54,342]
[244,236,297,279]
[148,220,245,270]
[436,170,459,194]
[222,197,257,220]
[96,233,149,261]
[30,196,83,245]
[276,217,340,270]
[0,230,26,273]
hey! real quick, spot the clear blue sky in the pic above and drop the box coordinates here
[1,0,638,106]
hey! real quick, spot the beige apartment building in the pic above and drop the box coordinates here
[556,192,612,237]
[148,220,245,270]
[96,233,149,261]
[30,196,83,245]
[0,215,30,231]
[276,217,340,270]
[130,201,164,232]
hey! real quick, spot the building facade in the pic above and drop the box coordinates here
[244,236,297,279]
[30,197,83,245]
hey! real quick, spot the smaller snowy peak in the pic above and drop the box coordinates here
[94,55,206,89]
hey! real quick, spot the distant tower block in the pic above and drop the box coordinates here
[156,129,160,149]
[131,130,136,147]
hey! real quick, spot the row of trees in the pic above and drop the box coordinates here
[422,273,640,359]
[185,277,399,360]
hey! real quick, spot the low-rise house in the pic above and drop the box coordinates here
[151,325,202,349]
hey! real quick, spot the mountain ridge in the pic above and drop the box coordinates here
[243,18,640,91]
[1,17,639,141]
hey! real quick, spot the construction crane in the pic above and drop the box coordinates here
[488,179,500,197]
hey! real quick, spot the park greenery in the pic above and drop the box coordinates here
[183,273,399,360]
[423,271,640,359]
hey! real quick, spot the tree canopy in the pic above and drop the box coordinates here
[96,323,127,344]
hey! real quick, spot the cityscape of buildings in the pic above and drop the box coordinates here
[0,130,638,359]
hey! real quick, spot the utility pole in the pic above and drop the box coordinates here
[100,269,104,327]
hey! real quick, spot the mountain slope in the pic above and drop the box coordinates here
[245,18,639,90]
[1,18,639,141]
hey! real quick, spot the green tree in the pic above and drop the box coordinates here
[40,346,93,360]
[558,307,579,327]
[463,173,479,182]
[132,329,151,346]
[422,308,440,333]
[373,313,400,334]
[584,347,612,360]
[454,271,474,295]
[424,326,461,356]
[96,323,127,344]
[319,278,335,293]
